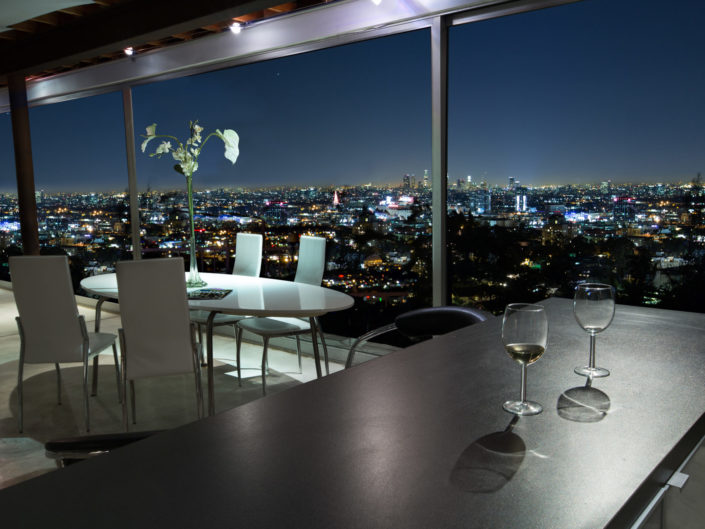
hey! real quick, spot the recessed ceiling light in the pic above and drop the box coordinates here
[229,23,242,34]
[371,0,382,5]
[124,47,134,56]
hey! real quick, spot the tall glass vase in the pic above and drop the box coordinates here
[185,173,206,288]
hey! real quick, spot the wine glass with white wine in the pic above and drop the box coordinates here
[573,283,615,378]
[501,303,548,416]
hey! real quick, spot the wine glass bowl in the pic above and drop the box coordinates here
[501,303,548,416]
[573,283,615,378]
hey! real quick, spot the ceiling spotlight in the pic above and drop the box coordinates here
[371,0,382,5]
[229,23,242,34]
[124,47,134,56]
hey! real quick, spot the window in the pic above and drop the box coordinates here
[132,30,431,336]
[448,0,705,313]
[29,91,130,281]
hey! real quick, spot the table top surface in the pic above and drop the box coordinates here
[80,272,354,317]
[3,297,705,528]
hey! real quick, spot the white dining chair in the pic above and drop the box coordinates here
[10,255,121,433]
[116,257,203,430]
[190,232,263,347]
[236,235,329,394]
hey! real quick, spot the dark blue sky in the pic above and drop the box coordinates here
[0,0,703,192]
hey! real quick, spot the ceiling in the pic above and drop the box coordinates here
[0,0,92,31]
[0,0,329,88]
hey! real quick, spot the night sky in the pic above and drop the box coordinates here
[0,0,703,192]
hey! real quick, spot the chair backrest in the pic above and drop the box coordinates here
[9,255,84,363]
[395,306,492,340]
[294,235,326,286]
[233,232,263,277]
[116,258,196,380]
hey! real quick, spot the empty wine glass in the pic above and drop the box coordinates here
[501,303,548,416]
[573,283,615,378]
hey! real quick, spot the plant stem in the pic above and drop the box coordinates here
[187,172,195,245]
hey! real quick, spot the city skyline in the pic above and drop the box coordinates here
[0,0,703,193]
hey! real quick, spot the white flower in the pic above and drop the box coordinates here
[193,124,203,143]
[216,129,240,164]
[140,123,158,152]
[142,121,239,178]
[155,141,172,155]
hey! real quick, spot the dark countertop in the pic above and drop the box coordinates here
[2,297,704,528]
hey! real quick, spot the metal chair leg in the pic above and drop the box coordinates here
[83,359,90,432]
[91,355,99,396]
[261,337,269,396]
[119,329,128,432]
[130,380,136,425]
[295,335,302,374]
[236,326,243,387]
[112,343,122,403]
[55,363,62,405]
[314,318,330,376]
[194,363,204,419]
[18,360,24,433]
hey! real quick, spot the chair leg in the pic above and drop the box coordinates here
[55,363,62,405]
[261,337,269,396]
[130,380,136,425]
[236,326,243,387]
[122,388,128,432]
[17,360,24,433]
[194,364,204,419]
[91,355,99,396]
[315,317,330,376]
[112,344,122,403]
[83,359,90,432]
[295,336,302,374]
[119,329,128,432]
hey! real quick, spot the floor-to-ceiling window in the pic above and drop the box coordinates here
[0,112,18,281]
[26,91,131,287]
[0,93,131,287]
[447,0,705,314]
[132,29,432,337]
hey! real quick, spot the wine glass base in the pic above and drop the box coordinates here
[503,400,543,416]
[574,366,610,378]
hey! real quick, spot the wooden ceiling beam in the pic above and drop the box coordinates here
[32,13,63,26]
[9,20,43,34]
[1,0,297,81]
[57,5,100,16]
[268,3,298,13]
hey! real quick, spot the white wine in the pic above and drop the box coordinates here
[505,343,545,365]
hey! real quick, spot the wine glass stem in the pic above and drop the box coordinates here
[520,363,527,403]
[589,332,597,369]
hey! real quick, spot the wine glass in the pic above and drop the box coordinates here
[501,303,548,416]
[573,283,615,378]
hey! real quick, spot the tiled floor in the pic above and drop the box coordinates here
[0,287,344,489]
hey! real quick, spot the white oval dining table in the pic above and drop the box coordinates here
[81,272,355,415]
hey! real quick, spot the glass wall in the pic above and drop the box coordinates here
[0,112,18,281]
[27,91,130,286]
[447,0,705,314]
[132,30,431,337]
